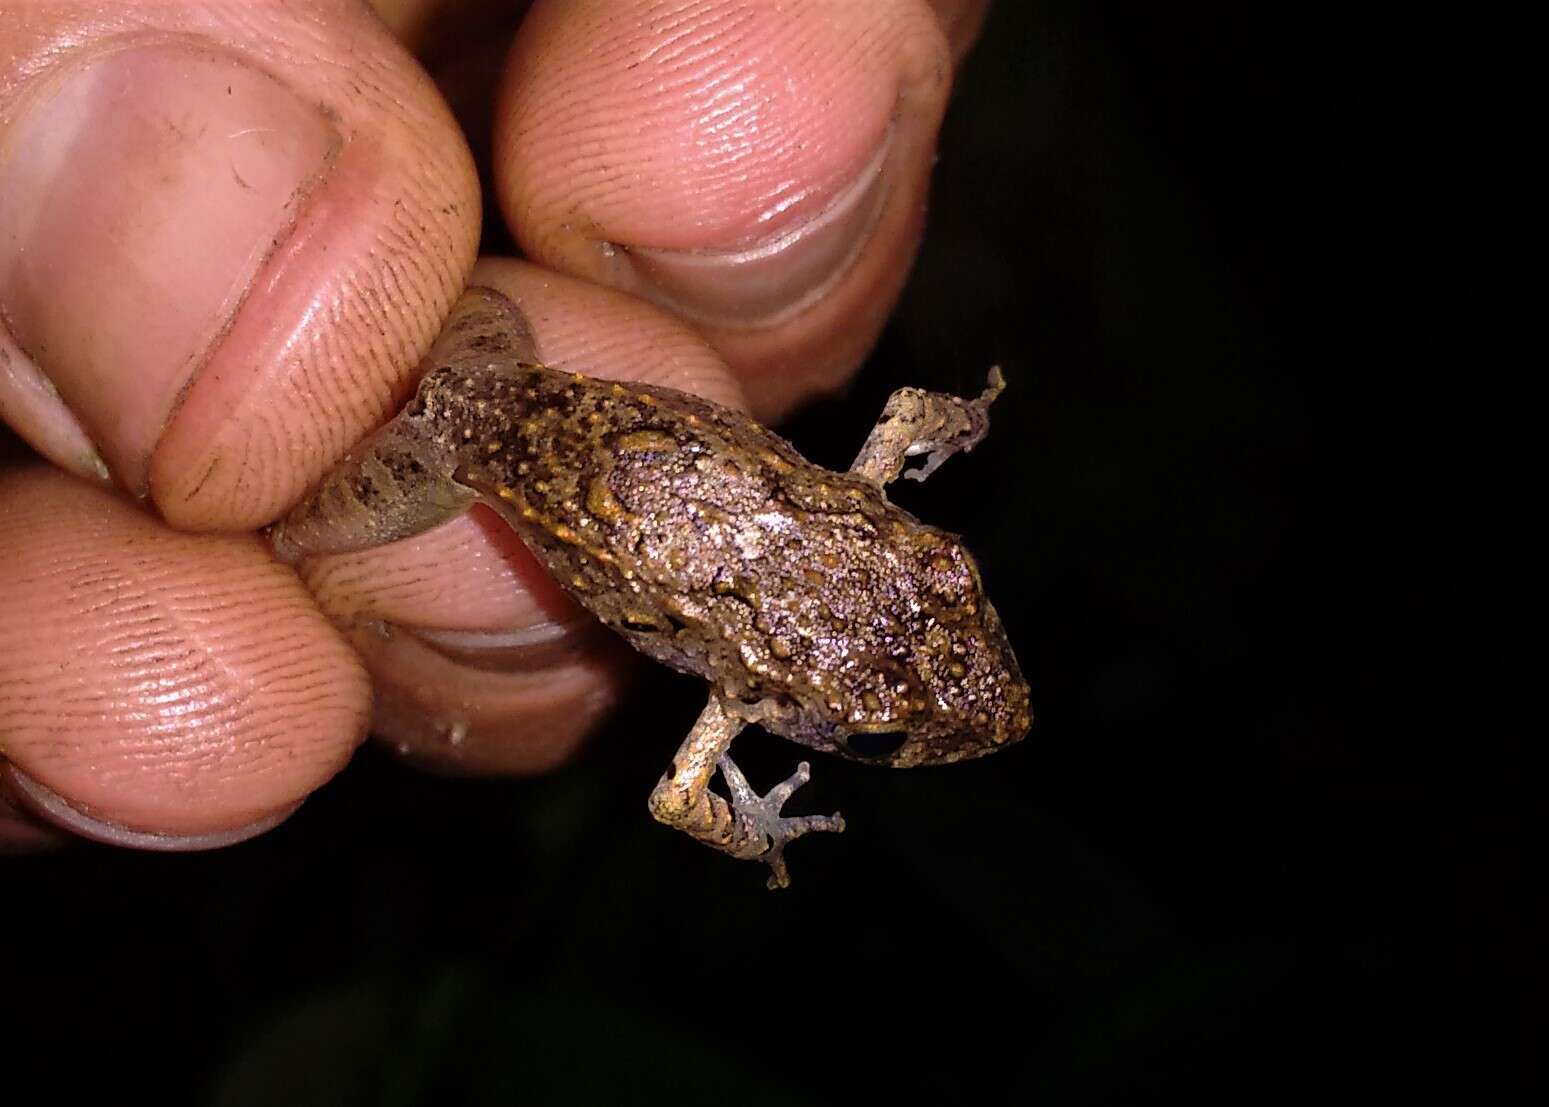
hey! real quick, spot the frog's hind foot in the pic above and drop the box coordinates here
[649,697,845,890]
[717,756,846,890]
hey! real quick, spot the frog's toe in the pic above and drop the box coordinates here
[716,756,845,890]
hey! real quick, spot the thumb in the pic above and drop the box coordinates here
[0,2,479,529]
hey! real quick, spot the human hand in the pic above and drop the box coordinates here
[0,0,987,849]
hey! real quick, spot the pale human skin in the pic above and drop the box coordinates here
[0,0,991,850]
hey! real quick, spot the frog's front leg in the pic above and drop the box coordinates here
[849,366,1006,486]
[649,696,845,890]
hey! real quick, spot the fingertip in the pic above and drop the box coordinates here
[2,763,301,851]
[350,616,629,776]
[0,468,371,841]
[493,0,955,416]
[0,5,480,529]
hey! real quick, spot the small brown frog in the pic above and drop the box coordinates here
[273,288,1031,888]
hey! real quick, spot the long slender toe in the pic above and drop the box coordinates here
[710,756,847,888]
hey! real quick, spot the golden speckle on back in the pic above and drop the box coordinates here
[586,476,624,520]
[616,429,676,454]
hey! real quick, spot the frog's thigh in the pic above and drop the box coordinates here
[271,412,479,560]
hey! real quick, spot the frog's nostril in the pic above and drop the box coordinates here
[844,731,908,759]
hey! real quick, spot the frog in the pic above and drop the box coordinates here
[272,287,1032,888]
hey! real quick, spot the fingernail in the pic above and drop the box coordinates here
[0,43,340,492]
[622,132,891,327]
[0,762,300,851]
[405,617,603,670]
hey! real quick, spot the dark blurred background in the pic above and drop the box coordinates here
[6,4,1538,1104]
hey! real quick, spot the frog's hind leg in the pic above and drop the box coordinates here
[267,408,482,563]
[649,696,845,890]
[270,287,537,562]
[849,367,1006,487]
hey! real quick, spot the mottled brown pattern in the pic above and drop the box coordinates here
[274,287,1031,883]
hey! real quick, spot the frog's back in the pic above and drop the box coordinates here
[434,364,1029,768]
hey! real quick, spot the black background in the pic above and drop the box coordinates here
[5,4,1538,1104]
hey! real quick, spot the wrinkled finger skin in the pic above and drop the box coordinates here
[494,0,970,418]
[0,1,480,527]
[0,468,372,844]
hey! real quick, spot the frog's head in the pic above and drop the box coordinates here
[766,522,1027,768]
[827,591,1032,768]
[724,518,1031,768]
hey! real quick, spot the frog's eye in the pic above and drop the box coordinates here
[843,731,909,760]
